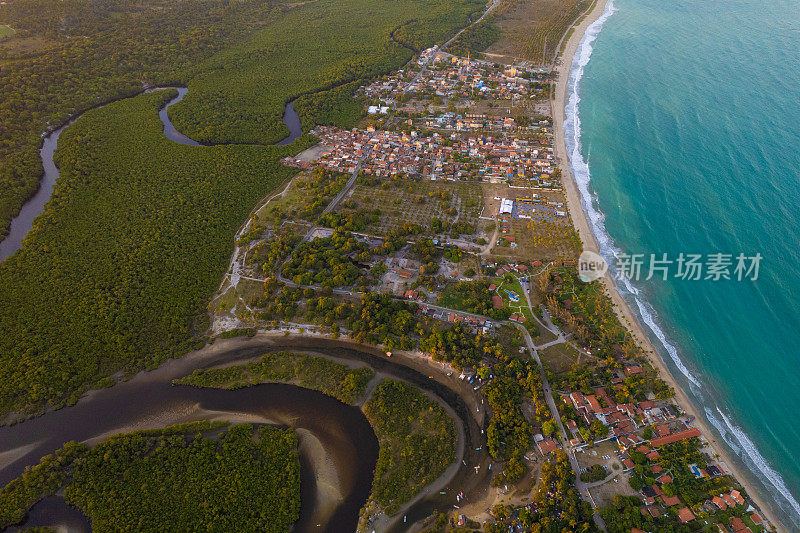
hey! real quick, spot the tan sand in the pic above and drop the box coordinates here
[0,441,41,471]
[296,428,344,527]
[551,2,785,530]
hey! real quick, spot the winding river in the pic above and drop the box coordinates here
[2,337,488,532]
[0,87,303,261]
[0,89,488,531]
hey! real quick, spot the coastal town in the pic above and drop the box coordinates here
[212,39,776,533]
[0,0,794,531]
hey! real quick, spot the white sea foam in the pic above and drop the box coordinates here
[633,298,702,388]
[562,0,800,525]
[707,408,800,526]
[564,0,700,392]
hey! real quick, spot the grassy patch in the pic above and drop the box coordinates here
[486,0,592,63]
[175,351,375,404]
[343,178,481,236]
[363,379,457,514]
[540,342,580,374]
[0,25,15,38]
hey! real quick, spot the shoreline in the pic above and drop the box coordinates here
[550,2,786,530]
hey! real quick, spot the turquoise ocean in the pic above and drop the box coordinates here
[565,0,800,526]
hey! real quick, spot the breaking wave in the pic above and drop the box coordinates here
[561,0,800,525]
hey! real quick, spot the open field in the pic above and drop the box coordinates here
[485,0,592,64]
[540,342,581,374]
[344,178,482,235]
[490,217,579,262]
[0,25,14,38]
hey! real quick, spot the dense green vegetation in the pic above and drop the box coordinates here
[0,0,483,240]
[446,16,500,57]
[438,279,511,320]
[168,0,485,145]
[0,91,307,418]
[0,422,301,531]
[174,350,375,404]
[0,0,287,240]
[363,379,457,514]
[281,230,370,287]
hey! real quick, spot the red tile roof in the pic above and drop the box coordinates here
[538,438,558,454]
[729,516,748,532]
[662,495,680,506]
[626,365,643,375]
[649,428,701,447]
[713,496,728,510]
[677,507,695,523]
[585,394,601,411]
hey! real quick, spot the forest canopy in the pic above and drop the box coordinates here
[0,91,302,417]
[0,422,301,531]
[174,350,375,404]
[0,0,483,239]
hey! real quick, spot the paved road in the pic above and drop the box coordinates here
[404,0,502,93]
[321,147,370,216]
[442,0,503,49]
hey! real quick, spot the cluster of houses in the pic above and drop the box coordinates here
[563,386,677,443]
[408,110,554,136]
[616,431,758,529]
[633,476,761,531]
[362,49,544,103]
[282,126,559,185]
[560,384,767,530]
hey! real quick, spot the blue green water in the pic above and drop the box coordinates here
[566,0,800,526]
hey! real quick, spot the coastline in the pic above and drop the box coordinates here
[550,2,786,530]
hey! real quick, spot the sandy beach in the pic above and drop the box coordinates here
[551,2,785,530]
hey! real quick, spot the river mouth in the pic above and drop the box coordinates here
[1,336,489,532]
